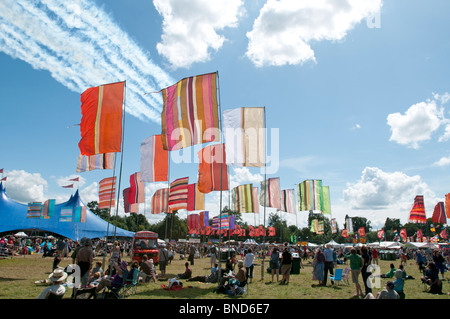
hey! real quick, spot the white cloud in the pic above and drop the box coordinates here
[433,156,450,167]
[2,170,48,203]
[246,0,382,67]
[154,0,244,69]
[342,167,437,226]
[0,0,173,122]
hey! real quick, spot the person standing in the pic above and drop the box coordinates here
[280,247,293,285]
[361,246,372,296]
[270,247,280,283]
[323,244,335,286]
[244,248,255,283]
[76,238,94,288]
[345,248,364,298]
[158,243,169,278]
[312,248,325,286]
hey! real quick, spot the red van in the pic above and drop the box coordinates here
[131,231,159,264]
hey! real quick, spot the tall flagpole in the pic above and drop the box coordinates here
[261,106,267,281]
[217,71,224,278]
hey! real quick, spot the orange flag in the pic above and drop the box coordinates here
[79,81,125,156]
[197,144,228,194]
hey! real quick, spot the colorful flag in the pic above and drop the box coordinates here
[400,229,408,242]
[129,172,145,204]
[440,229,448,240]
[187,183,205,211]
[316,220,324,235]
[69,177,80,182]
[322,186,331,215]
[1,177,6,182]
[298,180,324,212]
[416,229,423,241]
[75,206,87,223]
[160,72,219,151]
[59,206,73,222]
[199,211,209,228]
[218,212,230,229]
[42,199,56,219]
[445,193,450,219]
[140,135,168,183]
[78,81,125,156]
[341,229,349,238]
[252,187,259,214]
[76,152,114,173]
[27,202,42,219]
[123,188,138,213]
[281,189,296,214]
[432,202,447,224]
[187,214,200,231]
[223,107,265,167]
[168,177,189,212]
[197,144,228,193]
[98,176,116,209]
[151,188,169,214]
[233,184,255,213]
[358,227,366,237]
[260,178,281,210]
[409,195,426,223]
[377,229,385,240]
[331,218,337,234]
[346,217,353,234]
[310,219,317,233]
[62,184,74,189]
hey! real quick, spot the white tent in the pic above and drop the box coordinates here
[325,239,343,248]
[14,231,27,237]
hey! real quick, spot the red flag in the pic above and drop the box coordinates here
[0,168,3,173]
[1,177,6,182]
[197,144,228,193]
[400,229,407,242]
[358,227,366,237]
[69,177,80,182]
[129,172,145,204]
[79,81,125,156]
[417,229,423,241]
[341,229,348,238]
[440,229,448,240]
[432,202,447,224]
[377,229,384,239]
[62,184,73,188]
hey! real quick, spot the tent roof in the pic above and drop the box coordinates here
[0,182,134,240]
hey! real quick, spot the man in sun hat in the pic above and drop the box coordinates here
[37,268,68,299]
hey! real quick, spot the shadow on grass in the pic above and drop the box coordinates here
[0,277,25,282]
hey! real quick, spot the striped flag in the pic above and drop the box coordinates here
[331,218,337,234]
[197,144,228,193]
[151,188,169,214]
[432,202,446,224]
[76,152,114,173]
[62,184,74,189]
[187,183,205,211]
[346,217,353,235]
[75,206,87,223]
[168,177,189,212]
[123,188,138,213]
[60,206,73,222]
[42,199,56,219]
[27,202,42,219]
[187,214,200,231]
[409,195,426,223]
[298,180,324,212]
[78,81,125,156]
[281,189,296,214]
[140,135,168,182]
[199,211,209,228]
[160,72,219,151]
[232,184,255,213]
[98,176,116,209]
[129,172,145,204]
[260,178,281,210]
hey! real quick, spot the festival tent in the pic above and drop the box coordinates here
[325,239,343,248]
[0,183,134,240]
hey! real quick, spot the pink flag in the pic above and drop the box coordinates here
[62,184,73,188]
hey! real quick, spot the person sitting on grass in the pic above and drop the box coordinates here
[37,268,68,299]
[380,263,396,278]
[365,281,399,299]
[187,265,219,283]
[176,262,192,280]
[421,262,443,294]
[393,270,405,299]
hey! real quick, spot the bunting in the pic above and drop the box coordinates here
[129,172,145,204]
[197,143,228,193]
[223,107,265,167]
[98,176,116,209]
[432,202,447,224]
[151,188,169,214]
[260,178,281,210]
[79,81,125,156]
[409,195,426,223]
[140,135,168,183]
[187,183,205,211]
[281,189,296,214]
[76,152,114,173]
[160,72,219,151]
[168,177,189,212]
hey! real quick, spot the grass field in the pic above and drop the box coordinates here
[1,253,449,300]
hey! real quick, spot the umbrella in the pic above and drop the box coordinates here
[14,231,27,237]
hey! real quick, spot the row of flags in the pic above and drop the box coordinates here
[408,195,450,224]
[25,199,86,223]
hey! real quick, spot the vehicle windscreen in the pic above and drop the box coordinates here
[134,239,157,250]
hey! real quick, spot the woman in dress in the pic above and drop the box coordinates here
[312,248,325,286]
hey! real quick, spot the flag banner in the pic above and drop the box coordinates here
[199,211,209,228]
[123,188,139,213]
[98,176,116,209]
[1,177,6,181]
[229,214,235,230]
[316,220,324,235]
[187,183,205,211]
[76,152,114,173]
[310,219,317,233]
[0,168,3,173]
[252,187,259,214]
[187,214,200,231]
[197,144,228,193]
[417,229,423,240]
[409,195,427,223]
[62,184,74,189]
[331,218,337,234]
[400,229,407,242]
[445,193,450,219]
[346,217,353,234]
[432,202,447,224]
[440,229,448,240]
[168,177,189,212]
[322,186,331,215]
[160,72,219,151]
[75,206,87,223]
[358,227,366,237]
[223,107,265,167]
[151,188,169,214]
[235,184,255,213]
[219,212,229,229]
[140,135,168,183]
[79,81,125,156]
[298,180,324,212]
[59,206,73,222]
[27,202,42,219]
[69,177,80,182]
[341,229,349,238]
[377,229,385,239]
[42,199,56,219]
[260,178,281,210]
[129,172,145,204]
[281,189,296,214]
[212,216,219,231]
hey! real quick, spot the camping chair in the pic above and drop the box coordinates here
[74,286,97,299]
[47,292,64,299]
[121,268,139,298]
[341,267,350,285]
[329,268,343,286]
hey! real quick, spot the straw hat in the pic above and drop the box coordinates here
[48,269,68,283]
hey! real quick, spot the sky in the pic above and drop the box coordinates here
[1,0,450,232]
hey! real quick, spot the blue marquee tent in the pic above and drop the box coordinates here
[0,182,134,240]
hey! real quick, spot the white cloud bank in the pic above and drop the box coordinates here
[154,0,245,69]
[246,0,382,67]
[0,0,173,122]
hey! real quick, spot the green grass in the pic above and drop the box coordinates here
[1,254,449,299]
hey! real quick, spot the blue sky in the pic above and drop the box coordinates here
[1,0,449,231]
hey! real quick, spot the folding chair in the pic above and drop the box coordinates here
[341,267,350,285]
[121,268,139,298]
[329,268,343,286]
